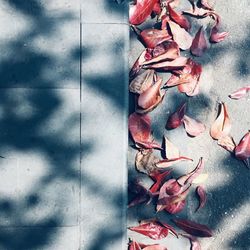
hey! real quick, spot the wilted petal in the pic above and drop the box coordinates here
[173,218,213,237]
[229,85,250,100]
[156,157,193,168]
[210,102,231,140]
[217,135,236,153]
[140,29,172,48]
[200,0,214,10]
[196,185,207,212]
[209,13,228,43]
[177,157,205,186]
[235,131,250,165]
[137,78,164,112]
[128,239,142,250]
[129,70,155,94]
[130,50,147,79]
[164,136,180,159]
[168,4,191,30]
[183,115,206,137]
[166,102,187,129]
[164,200,186,214]
[129,0,158,25]
[168,21,193,50]
[190,27,208,57]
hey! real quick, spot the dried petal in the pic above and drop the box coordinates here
[168,21,193,50]
[144,56,188,70]
[190,27,208,57]
[129,0,158,25]
[166,102,187,129]
[217,135,236,153]
[130,50,147,79]
[129,239,142,250]
[173,218,213,237]
[140,29,172,48]
[149,169,173,193]
[180,233,201,250]
[129,70,155,94]
[135,149,159,174]
[164,200,186,214]
[183,115,206,137]
[137,78,164,112]
[196,185,207,212]
[210,102,231,140]
[164,136,180,159]
[229,85,250,100]
[209,13,228,43]
[177,157,205,186]
[200,0,214,10]
[156,157,193,168]
[129,220,176,240]
[235,131,250,162]
[168,4,191,30]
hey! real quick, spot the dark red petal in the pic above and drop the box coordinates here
[196,185,207,212]
[173,218,213,237]
[235,131,250,161]
[166,102,187,129]
[168,4,191,30]
[164,200,186,214]
[129,0,158,25]
[190,27,208,57]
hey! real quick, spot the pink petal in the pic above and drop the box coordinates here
[229,85,250,100]
[190,27,208,57]
[183,115,206,137]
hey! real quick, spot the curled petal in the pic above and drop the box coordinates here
[168,21,193,50]
[209,13,228,43]
[166,102,187,129]
[177,157,205,186]
[140,29,172,48]
[128,239,142,250]
[156,157,193,168]
[168,4,191,30]
[217,135,236,153]
[129,69,155,94]
[210,102,231,140]
[235,131,250,165]
[229,85,250,100]
[164,200,186,214]
[190,27,208,57]
[164,136,180,159]
[130,50,147,79]
[196,185,207,212]
[129,0,158,25]
[183,115,206,137]
[173,218,213,237]
[200,0,214,10]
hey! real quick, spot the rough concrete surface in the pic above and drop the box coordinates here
[128,1,250,250]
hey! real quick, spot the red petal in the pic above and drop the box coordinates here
[143,245,168,250]
[156,157,193,168]
[235,131,250,161]
[196,185,207,212]
[200,0,214,10]
[177,157,205,186]
[168,4,191,30]
[137,78,164,112]
[129,220,172,240]
[140,29,172,48]
[210,102,231,140]
[180,234,201,250]
[168,21,193,50]
[130,50,147,79]
[209,13,228,43]
[166,102,187,129]
[190,27,208,57]
[152,1,162,15]
[129,240,142,250]
[229,85,250,100]
[129,0,158,25]
[129,112,151,143]
[164,200,186,214]
[173,219,213,237]
[149,169,173,193]
[183,115,206,137]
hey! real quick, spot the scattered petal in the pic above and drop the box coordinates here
[156,157,193,168]
[217,135,236,153]
[180,233,201,250]
[229,85,250,100]
[210,102,231,140]
[168,21,193,50]
[128,239,142,250]
[190,27,208,57]
[130,50,147,79]
[196,185,207,212]
[200,0,214,10]
[143,245,168,250]
[166,102,187,129]
[168,4,191,30]
[173,218,213,237]
[129,0,158,25]
[164,200,186,214]
[235,131,250,164]
[183,115,206,137]
[164,136,180,159]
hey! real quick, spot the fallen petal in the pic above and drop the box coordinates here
[164,136,180,159]
[166,102,187,129]
[229,85,250,100]
[183,115,206,137]
[173,218,213,237]
[235,131,250,162]
[156,157,193,168]
[217,135,236,153]
[190,27,208,57]
[180,233,201,250]
[164,200,186,214]
[128,239,142,250]
[196,185,207,212]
